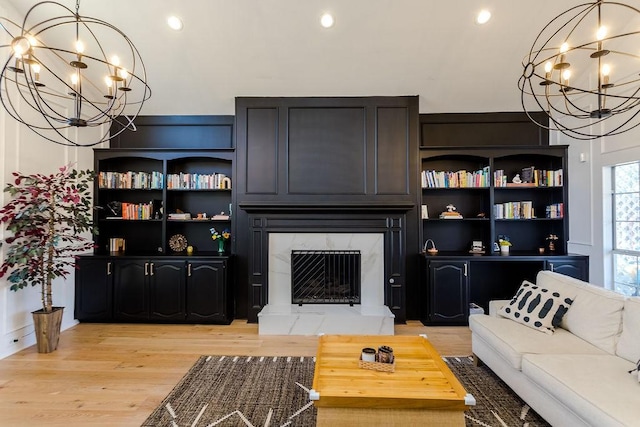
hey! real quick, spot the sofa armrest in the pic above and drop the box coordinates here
[489,299,510,317]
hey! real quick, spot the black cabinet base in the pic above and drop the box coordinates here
[75,255,233,324]
[421,254,588,326]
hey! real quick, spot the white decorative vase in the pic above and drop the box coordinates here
[500,246,510,255]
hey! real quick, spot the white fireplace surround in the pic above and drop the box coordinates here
[268,233,384,306]
[258,232,395,335]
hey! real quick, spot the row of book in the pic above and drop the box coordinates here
[421,167,490,188]
[546,203,564,219]
[120,202,155,220]
[166,173,232,190]
[494,168,563,187]
[494,201,535,219]
[493,201,564,219]
[98,171,163,189]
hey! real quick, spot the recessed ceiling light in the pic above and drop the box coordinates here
[476,10,491,25]
[320,13,335,28]
[167,16,183,31]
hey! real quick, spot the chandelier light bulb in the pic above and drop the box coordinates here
[70,73,78,86]
[111,55,120,67]
[104,76,113,98]
[544,62,553,73]
[75,40,84,54]
[31,63,40,73]
[602,63,612,87]
[560,42,569,54]
[597,26,607,40]
[119,68,128,80]
[562,69,571,81]
[11,37,30,56]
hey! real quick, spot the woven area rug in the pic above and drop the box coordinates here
[142,355,550,427]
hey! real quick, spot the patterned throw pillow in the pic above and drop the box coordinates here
[498,280,573,335]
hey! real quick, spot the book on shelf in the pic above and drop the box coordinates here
[166,172,232,190]
[493,200,534,219]
[120,201,154,220]
[168,212,192,220]
[494,169,507,187]
[546,203,564,218]
[98,171,163,189]
[421,166,490,188]
[493,167,563,188]
[439,211,463,219]
[521,166,535,183]
[421,204,429,219]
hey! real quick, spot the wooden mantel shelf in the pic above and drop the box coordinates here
[238,201,416,212]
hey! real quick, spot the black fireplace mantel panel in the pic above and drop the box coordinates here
[235,96,419,205]
[235,96,420,322]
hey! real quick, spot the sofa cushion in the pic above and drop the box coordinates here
[616,297,640,363]
[498,280,573,334]
[522,354,640,427]
[469,314,607,370]
[536,271,625,354]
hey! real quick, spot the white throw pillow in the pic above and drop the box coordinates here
[498,280,574,335]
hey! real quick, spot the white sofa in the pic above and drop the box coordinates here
[469,270,640,427]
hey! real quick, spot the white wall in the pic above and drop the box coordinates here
[557,126,640,288]
[0,2,104,358]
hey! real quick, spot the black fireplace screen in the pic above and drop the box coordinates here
[291,250,361,305]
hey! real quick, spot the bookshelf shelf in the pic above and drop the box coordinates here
[420,146,569,254]
[93,149,234,255]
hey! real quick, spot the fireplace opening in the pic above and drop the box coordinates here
[291,250,361,305]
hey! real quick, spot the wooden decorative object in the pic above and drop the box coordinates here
[32,307,64,353]
[169,234,188,252]
[358,359,396,373]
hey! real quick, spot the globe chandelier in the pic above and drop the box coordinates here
[519,1,640,140]
[0,1,151,147]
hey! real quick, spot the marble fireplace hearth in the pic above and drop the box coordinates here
[258,233,395,335]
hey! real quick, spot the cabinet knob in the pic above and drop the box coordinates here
[144,262,149,276]
[150,262,154,276]
[389,278,394,284]
[549,263,554,272]
[464,263,468,277]
[107,262,112,276]
[188,263,192,277]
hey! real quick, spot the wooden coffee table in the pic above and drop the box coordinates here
[310,334,474,426]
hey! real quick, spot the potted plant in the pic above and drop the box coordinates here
[210,227,230,254]
[0,165,95,353]
[498,235,512,255]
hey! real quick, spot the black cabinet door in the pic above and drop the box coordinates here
[186,260,227,322]
[74,258,113,321]
[113,260,148,321]
[149,260,186,320]
[546,259,588,281]
[428,260,469,325]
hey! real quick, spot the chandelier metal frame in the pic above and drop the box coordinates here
[519,1,640,140]
[0,1,151,147]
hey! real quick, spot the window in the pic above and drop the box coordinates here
[612,162,640,296]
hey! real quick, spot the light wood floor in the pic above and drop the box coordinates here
[0,320,471,426]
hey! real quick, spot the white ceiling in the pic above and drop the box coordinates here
[2,0,610,116]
